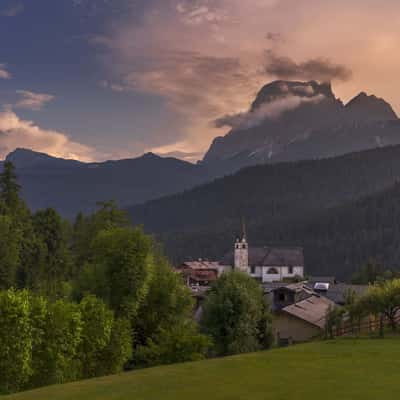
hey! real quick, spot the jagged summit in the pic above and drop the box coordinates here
[251,80,337,111]
[203,79,400,172]
[345,92,398,121]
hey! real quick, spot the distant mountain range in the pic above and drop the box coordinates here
[0,148,215,218]
[2,79,400,221]
[128,144,400,278]
[202,80,400,173]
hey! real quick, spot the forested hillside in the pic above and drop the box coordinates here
[128,145,400,278]
[257,183,400,278]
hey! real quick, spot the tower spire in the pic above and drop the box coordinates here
[241,217,247,241]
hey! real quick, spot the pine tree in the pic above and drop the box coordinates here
[0,161,21,215]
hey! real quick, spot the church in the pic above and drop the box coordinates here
[178,234,304,286]
[222,236,304,283]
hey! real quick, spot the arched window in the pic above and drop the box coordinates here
[267,267,279,275]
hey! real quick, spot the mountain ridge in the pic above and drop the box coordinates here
[0,148,215,218]
[2,80,400,219]
[203,80,400,172]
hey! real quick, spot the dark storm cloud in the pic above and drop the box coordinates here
[265,50,352,82]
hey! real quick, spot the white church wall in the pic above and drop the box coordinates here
[261,266,304,283]
[293,266,304,277]
[249,266,263,278]
[262,268,282,283]
[280,266,304,278]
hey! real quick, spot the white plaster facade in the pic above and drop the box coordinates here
[233,236,304,283]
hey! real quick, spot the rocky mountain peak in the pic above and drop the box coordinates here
[203,79,400,172]
[345,92,398,121]
[251,80,336,111]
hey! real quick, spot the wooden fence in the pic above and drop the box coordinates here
[331,313,400,338]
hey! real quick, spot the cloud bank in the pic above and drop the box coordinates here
[215,94,325,130]
[88,0,400,160]
[0,64,11,79]
[15,90,55,111]
[265,51,352,82]
[0,108,97,161]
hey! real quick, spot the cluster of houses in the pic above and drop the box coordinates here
[176,234,368,344]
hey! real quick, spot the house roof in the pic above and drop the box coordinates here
[308,283,369,305]
[263,282,293,293]
[180,261,222,270]
[189,270,218,282]
[282,295,335,329]
[221,247,304,267]
[283,282,315,295]
[264,282,314,295]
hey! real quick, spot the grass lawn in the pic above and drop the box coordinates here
[5,338,400,400]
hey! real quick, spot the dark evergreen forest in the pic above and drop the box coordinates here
[128,145,400,279]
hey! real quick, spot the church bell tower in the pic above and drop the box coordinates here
[234,222,249,273]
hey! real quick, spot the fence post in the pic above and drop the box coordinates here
[379,314,384,338]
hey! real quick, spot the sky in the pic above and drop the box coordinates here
[1,0,400,162]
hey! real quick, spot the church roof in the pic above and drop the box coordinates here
[221,246,304,267]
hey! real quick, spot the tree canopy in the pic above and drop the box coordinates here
[201,271,272,356]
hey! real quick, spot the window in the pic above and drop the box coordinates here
[267,267,279,275]
[250,266,256,274]
[288,266,294,274]
[278,293,286,302]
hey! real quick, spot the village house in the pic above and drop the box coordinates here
[273,294,335,344]
[265,279,369,343]
[176,260,231,287]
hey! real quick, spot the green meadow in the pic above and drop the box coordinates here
[5,338,400,400]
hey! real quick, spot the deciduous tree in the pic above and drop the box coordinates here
[201,271,272,356]
[0,290,32,394]
[132,255,210,367]
[77,227,154,318]
[361,279,400,334]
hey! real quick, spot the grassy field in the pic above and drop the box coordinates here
[5,338,400,400]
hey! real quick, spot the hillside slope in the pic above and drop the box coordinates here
[6,339,400,400]
[129,145,400,275]
[258,183,400,278]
